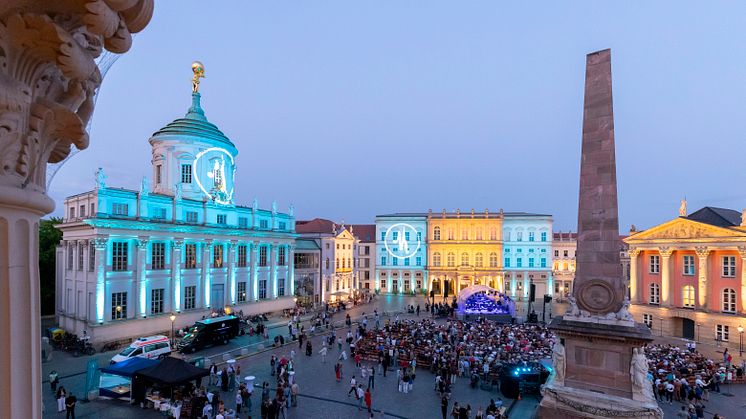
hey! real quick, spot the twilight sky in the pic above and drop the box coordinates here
[49,1,746,231]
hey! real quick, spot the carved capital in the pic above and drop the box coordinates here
[658,246,673,258]
[628,247,641,257]
[172,238,184,249]
[738,246,746,259]
[695,246,710,258]
[136,237,148,248]
[93,236,108,249]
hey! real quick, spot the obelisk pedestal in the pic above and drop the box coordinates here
[537,49,661,418]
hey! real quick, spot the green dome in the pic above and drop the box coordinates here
[150,93,236,149]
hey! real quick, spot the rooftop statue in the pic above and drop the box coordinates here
[192,61,205,93]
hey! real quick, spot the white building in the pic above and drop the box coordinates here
[55,87,296,344]
[295,219,358,303]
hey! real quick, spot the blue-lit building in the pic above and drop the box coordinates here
[502,213,553,301]
[374,214,428,294]
[56,88,296,344]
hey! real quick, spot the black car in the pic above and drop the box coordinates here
[178,315,240,353]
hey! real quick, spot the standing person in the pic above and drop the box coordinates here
[271,355,277,376]
[348,376,357,396]
[335,363,342,382]
[320,345,328,363]
[56,386,67,413]
[356,384,365,411]
[365,387,372,413]
[368,365,375,389]
[210,363,218,385]
[49,370,59,392]
[235,389,243,414]
[65,392,77,419]
[291,381,299,407]
[441,395,449,419]
[416,305,420,317]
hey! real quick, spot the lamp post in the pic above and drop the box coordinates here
[659,317,664,337]
[169,313,176,347]
[697,323,701,343]
[739,325,744,357]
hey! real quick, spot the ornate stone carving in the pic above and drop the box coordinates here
[552,340,566,385]
[93,235,108,249]
[631,347,655,402]
[628,247,640,257]
[0,1,154,196]
[695,246,710,258]
[658,246,672,258]
[136,237,148,248]
[738,245,746,259]
[172,238,184,249]
[643,222,730,240]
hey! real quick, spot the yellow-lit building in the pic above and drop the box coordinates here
[427,209,505,297]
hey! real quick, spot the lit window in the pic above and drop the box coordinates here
[682,285,695,308]
[461,253,469,266]
[649,283,660,305]
[475,253,483,267]
[683,255,695,275]
[112,241,128,271]
[722,288,736,313]
[433,252,441,267]
[151,242,166,270]
[716,324,730,342]
[237,282,247,302]
[213,244,224,268]
[238,245,247,267]
[151,288,164,314]
[642,313,653,327]
[447,252,455,267]
[111,292,127,320]
[722,256,736,277]
[185,244,197,269]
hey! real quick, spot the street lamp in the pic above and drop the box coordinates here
[697,323,701,343]
[739,325,744,357]
[169,313,176,346]
[659,317,664,337]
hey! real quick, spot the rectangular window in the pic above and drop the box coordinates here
[259,279,267,299]
[70,207,75,219]
[279,221,287,230]
[682,286,695,308]
[392,231,398,241]
[112,203,128,216]
[563,250,568,257]
[184,286,196,310]
[381,256,387,266]
[90,203,95,216]
[238,245,247,267]
[416,232,422,241]
[555,250,559,257]
[649,284,660,305]
[642,313,653,327]
[381,232,385,241]
[112,241,128,271]
[416,256,422,266]
[516,258,522,268]
[89,241,95,271]
[259,246,268,266]
[181,164,192,184]
[649,255,660,274]
[156,164,162,184]
[151,288,164,314]
[541,232,547,242]
[213,244,224,268]
[528,257,535,268]
[186,211,198,223]
[278,279,285,297]
[185,244,197,269]
[529,232,535,242]
[716,324,730,342]
[259,219,269,229]
[504,258,510,268]
[67,243,73,270]
[392,257,398,266]
[278,246,286,266]
[77,242,84,270]
[216,214,227,225]
[237,282,247,302]
[722,256,736,277]
[683,255,695,275]
[404,258,410,266]
[153,207,167,219]
[517,231,523,241]
[238,217,248,228]
[152,242,166,270]
[404,231,410,241]
[111,292,127,320]
[80,205,86,217]
[540,258,547,268]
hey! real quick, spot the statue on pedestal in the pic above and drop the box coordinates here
[95,167,107,189]
[631,347,654,401]
[552,340,566,385]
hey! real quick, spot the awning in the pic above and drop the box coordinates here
[101,357,159,378]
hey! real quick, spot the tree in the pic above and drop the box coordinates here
[39,217,62,315]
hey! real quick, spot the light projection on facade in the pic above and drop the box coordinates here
[383,223,421,259]
[193,147,236,205]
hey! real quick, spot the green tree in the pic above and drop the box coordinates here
[39,217,62,316]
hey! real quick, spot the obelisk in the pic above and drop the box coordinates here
[537,49,661,418]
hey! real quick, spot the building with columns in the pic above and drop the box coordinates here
[295,219,358,303]
[375,214,428,294]
[55,88,296,344]
[625,206,746,345]
[502,213,553,301]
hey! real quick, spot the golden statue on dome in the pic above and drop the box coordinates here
[191,61,205,93]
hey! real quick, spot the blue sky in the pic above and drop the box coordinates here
[50,1,746,231]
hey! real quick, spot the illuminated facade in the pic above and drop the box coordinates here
[625,206,746,345]
[56,89,296,344]
[428,209,505,297]
[351,225,376,291]
[501,212,553,301]
[295,219,358,302]
[375,214,428,294]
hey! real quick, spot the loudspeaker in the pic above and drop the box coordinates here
[544,295,552,304]
[529,284,536,302]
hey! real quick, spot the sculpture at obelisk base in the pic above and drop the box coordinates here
[537,49,661,419]
[0,2,153,417]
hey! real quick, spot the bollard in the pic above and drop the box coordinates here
[222,353,231,361]
[241,348,249,356]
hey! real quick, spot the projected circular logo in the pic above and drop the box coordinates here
[193,147,235,205]
[383,223,421,259]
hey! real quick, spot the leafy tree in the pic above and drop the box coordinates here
[39,217,62,315]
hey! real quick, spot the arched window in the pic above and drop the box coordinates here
[433,252,441,267]
[447,252,455,267]
[649,283,660,305]
[682,285,695,308]
[433,226,441,241]
[475,253,484,267]
[461,252,469,266]
[722,288,737,313]
[490,227,497,241]
[489,252,498,268]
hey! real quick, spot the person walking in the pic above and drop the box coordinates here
[441,395,449,419]
[291,381,299,407]
[348,376,357,396]
[210,363,218,385]
[368,365,375,389]
[356,384,365,411]
[335,363,342,382]
[49,370,59,393]
[365,387,372,413]
[235,390,243,414]
[56,386,67,413]
[320,345,328,363]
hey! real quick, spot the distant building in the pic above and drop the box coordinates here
[625,206,746,344]
[295,219,358,303]
[502,212,553,302]
[56,90,295,344]
[351,225,376,291]
[293,239,320,307]
[375,214,428,294]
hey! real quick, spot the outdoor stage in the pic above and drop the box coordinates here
[455,285,515,324]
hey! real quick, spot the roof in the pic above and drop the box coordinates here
[350,224,376,242]
[295,218,337,234]
[198,315,237,325]
[150,93,236,149]
[553,232,578,241]
[686,207,742,228]
[295,239,320,251]
[101,357,159,377]
[376,211,551,218]
[135,356,209,385]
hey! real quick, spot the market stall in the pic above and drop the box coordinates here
[99,357,159,400]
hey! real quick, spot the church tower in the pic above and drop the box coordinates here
[148,61,238,205]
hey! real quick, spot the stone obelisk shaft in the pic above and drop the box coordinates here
[574,49,624,315]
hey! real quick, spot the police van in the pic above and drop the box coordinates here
[110,335,172,364]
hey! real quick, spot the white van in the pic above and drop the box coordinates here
[110,335,171,364]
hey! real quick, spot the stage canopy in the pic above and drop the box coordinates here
[134,356,209,385]
[456,284,500,308]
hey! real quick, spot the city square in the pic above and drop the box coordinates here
[1,2,746,419]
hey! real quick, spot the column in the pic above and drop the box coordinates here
[659,247,673,307]
[135,237,148,318]
[172,239,183,312]
[228,241,237,305]
[695,246,710,310]
[523,271,529,300]
[739,246,746,314]
[251,242,260,300]
[202,240,212,308]
[510,273,517,297]
[628,248,640,303]
[289,244,296,297]
[270,243,278,298]
[93,237,108,323]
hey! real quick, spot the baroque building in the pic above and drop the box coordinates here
[56,81,296,344]
[626,206,746,345]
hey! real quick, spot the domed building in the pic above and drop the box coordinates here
[55,68,296,344]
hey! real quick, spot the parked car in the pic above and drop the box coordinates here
[110,335,171,364]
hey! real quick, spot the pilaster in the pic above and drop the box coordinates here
[628,248,641,304]
[172,238,183,312]
[659,247,673,307]
[270,243,278,298]
[135,237,148,318]
[695,246,710,310]
[93,236,108,323]
[251,241,260,301]
[288,244,296,296]
[228,241,237,305]
[202,240,212,308]
[738,246,746,315]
